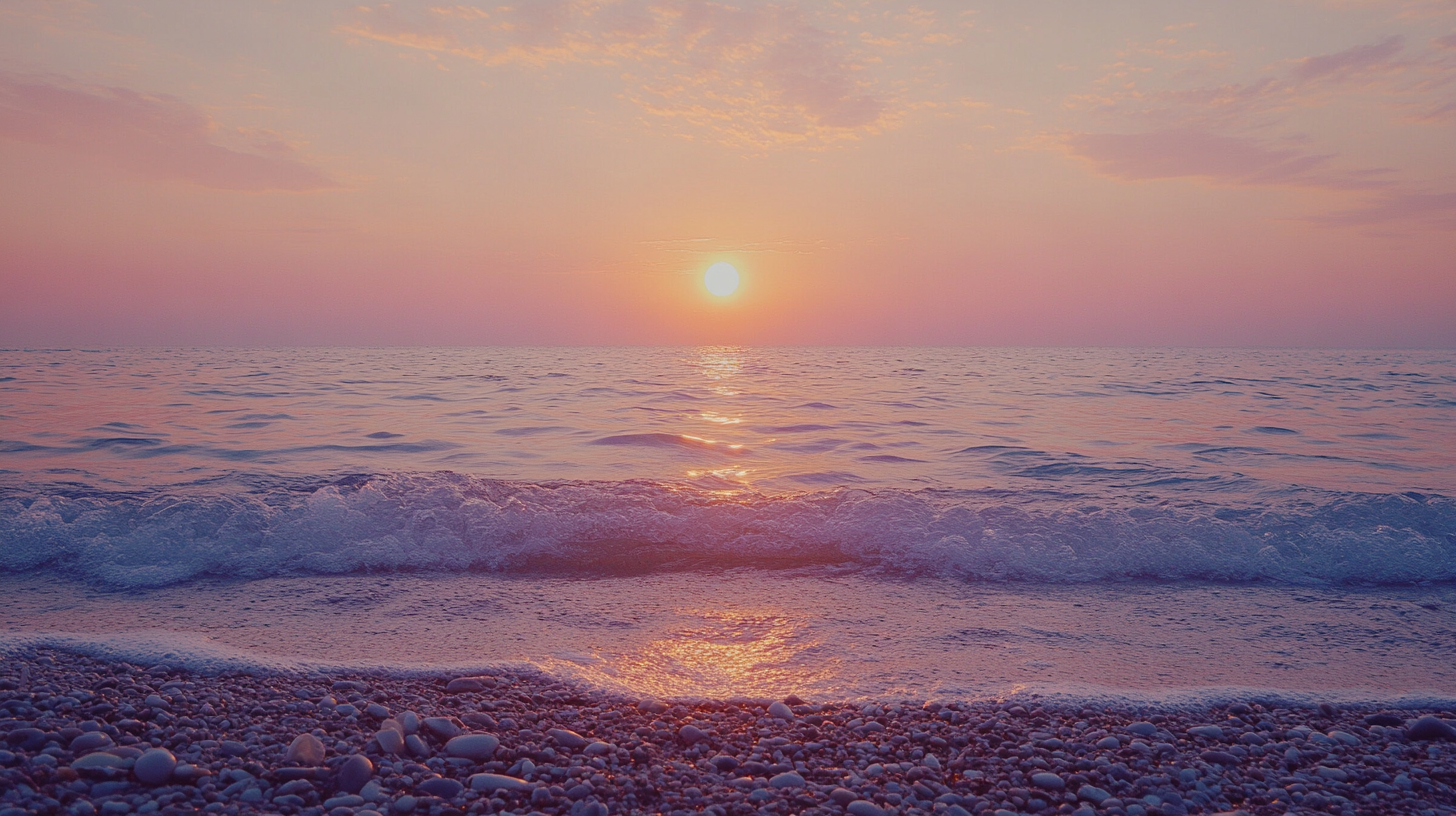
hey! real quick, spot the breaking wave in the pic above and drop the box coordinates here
[0,471,1452,589]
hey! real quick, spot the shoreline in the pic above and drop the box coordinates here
[2,647,1454,816]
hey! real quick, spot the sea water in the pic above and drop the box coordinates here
[1,347,1453,704]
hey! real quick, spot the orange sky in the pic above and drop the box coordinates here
[2,0,1454,346]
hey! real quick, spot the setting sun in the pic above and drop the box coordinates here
[704,262,740,297]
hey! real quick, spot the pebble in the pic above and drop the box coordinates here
[677,724,707,745]
[547,727,589,749]
[69,731,114,753]
[769,771,806,788]
[444,677,486,693]
[846,800,888,816]
[468,772,530,791]
[767,700,796,720]
[286,733,326,764]
[1407,715,1456,741]
[1031,771,1065,790]
[443,732,499,759]
[337,753,374,793]
[131,748,176,785]
[3,646,1455,816]
[416,776,464,798]
[375,727,404,754]
[421,716,462,740]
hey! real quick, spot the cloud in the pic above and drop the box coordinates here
[1309,190,1456,227]
[1289,34,1404,82]
[338,1,931,146]
[1063,128,1390,189]
[0,74,339,191]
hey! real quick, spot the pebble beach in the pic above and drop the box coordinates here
[3,648,1454,816]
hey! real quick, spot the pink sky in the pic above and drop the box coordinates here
[1,0,1454,346]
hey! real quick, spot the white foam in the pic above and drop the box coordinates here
[1,473,1452,588]
[5,631,1454,710]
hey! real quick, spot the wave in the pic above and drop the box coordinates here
[0,472,1452,589]
[589,433,748,455]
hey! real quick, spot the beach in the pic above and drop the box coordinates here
[2,347,1454,814]
[3,646,1455,816]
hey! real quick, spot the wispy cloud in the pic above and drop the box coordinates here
[1061,32,1455,226]
[338,1,952,147]
[1062,128,1393,189]
[0,74,339,191]
[1308,190,1456,227]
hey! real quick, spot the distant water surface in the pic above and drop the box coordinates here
[1,347,1453,701]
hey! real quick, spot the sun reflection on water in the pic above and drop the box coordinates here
[561,608,837,700]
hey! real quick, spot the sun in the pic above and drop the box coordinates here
[704,262,740,297]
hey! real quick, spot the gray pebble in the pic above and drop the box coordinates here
[132,748,175,785]
[337,754,374,793]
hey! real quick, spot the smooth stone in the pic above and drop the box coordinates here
[337,754,374,793]
[1406,716,1456,741]
[566,783,593,800]
[7,728,46,750]
[829,788,858,805]
[278,779,317,796]
[469,773,530,792]
[769,771,805,788]
[1200,750,1240,765]
[547,728,589,749]
[444,733,500,760]
[416,777,463,798]
[678,725,708,746]
[637,699,669,715]
[1078,784,1111,803]
[366,703,391,719]
[132,749,176,785]
[1365,713,1404,727]
[405,734,430,758]
[72,752,126,770]
[1096,736,1122,749]
[286,734,326,765]
[398,712,420,735]
[1031,772,1065,791]
[846,801,888,816]
[376,729,405,754]
[583,741,614,756]
[1187,725,1224,740]
[220,740,247,757]
[445,678,486,693]
[1317,766,1348,781]
[393,795,417,814]
[462,713,495,729]
[1127,722,1157,737]
[711,755,740,772]
[70,732,114,753]
[422,717,462,740]
[324,794,365,809]
[767,701,796,721]
[1328,730,1360,745]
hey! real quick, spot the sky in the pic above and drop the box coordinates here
[1,0,1454,346]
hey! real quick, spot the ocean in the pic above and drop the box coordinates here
[1,346,1453,705]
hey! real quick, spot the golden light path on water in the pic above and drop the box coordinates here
[543,608,841,701]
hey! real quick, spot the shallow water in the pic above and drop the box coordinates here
[1,347,1454,701]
